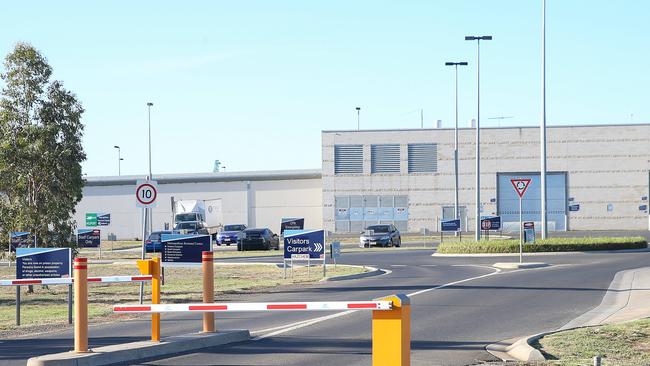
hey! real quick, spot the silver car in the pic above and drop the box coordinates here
[359,224,401,248]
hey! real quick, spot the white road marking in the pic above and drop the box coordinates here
[251,266,502,340]
[391,264,407,267]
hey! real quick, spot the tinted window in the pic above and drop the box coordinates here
[224,225,245,231]
[176,213,198,221]
[149,233,160,240]
[367,225,390,233]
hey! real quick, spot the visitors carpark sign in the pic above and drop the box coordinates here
[283,229,326,278]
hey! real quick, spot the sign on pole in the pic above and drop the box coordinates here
[510,178,532,263]
[16,248,71,279]
[440,219,461,232]
[283,230,325,260]
[77,229,101,248]
[510,178,532,198]
[523,222,536,243]
[160,234,211,267]
[280,218,305,235]
[136,180,158,208]
[480,216,502,231]
[9,232,35,252]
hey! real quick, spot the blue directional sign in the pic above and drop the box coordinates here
[440,219,461,232]
[284,229,325,260]
[10,232,35,252]
[97,213,111,226]
[16,248,71,279]
[161,234,211,266]
[480,216,502,231]
[77,229,101,247]
[330,241,341,259]
[280,218,305,234]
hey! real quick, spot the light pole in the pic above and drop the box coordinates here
[355,107,361,130]
[465,35,492,241]
[540,0,548,239]
[146,102,154,235]
[113,146,122,176]
[445,61,468,230]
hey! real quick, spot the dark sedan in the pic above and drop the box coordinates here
[238,228,280,251]
[359,224,401,248]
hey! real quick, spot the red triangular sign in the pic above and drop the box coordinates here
[510,178,532,198]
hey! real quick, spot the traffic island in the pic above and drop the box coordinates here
[493,262,548,269]
[26,330,250,366]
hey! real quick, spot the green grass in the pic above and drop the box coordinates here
[534,319,650,365]
[436,236,647,254]
[0,263,364,335]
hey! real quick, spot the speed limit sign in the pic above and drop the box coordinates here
[135,180,158,208]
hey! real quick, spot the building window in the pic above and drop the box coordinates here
[334,145,363,174]
[333,194,409,233]
[408,143,437,173]
[371,144,400,173]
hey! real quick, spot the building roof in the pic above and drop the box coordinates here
[84,169,322,187]
[322,122,650,133]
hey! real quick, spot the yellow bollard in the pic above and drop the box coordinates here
[202,251,215,333]
[73,257,88,353]
[137,258,161,342]
[372,294,410,366]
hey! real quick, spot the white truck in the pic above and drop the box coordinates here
[173,199,223,238]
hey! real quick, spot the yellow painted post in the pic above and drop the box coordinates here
[137,258,160,342]
[73,257,88,353]
[372,294,410,366]
[151,257,161,342]
[202,251,215,333]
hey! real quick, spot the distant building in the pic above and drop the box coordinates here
[75,123,650,239]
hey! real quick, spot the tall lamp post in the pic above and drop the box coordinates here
[465,35,492,241]
[540,0,548,239]
[445,61,468,230]
[113,145,122,176]
[355,107,361,130]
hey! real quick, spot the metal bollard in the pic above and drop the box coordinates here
[202,251,215,333]
[74,257,88,352]
[372,294,410,366]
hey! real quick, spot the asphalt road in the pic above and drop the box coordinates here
[3,246,650,366]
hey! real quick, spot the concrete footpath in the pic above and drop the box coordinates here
[488,266,650,362]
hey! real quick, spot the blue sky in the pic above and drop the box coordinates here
[1,1,648,176]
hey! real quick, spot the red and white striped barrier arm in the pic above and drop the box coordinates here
[0,275,152,286]
[114,300,393,314]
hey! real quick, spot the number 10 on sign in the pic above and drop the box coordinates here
[136,180,158,208]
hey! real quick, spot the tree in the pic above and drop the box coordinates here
[0,43,86,250]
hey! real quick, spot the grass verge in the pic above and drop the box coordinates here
[534,318,650,365]
[436,236,647,254]
[0,263,364,335]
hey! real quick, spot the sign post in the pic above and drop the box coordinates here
[136,180,158,303]
[510,178,532,263]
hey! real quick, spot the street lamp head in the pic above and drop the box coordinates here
[113,145,119,149]
[120,158,124,161]
[147,102,153,106]
[459,62,469,66]
[355,107,361,111]
[445,62,469,66]
[465,36,492,41]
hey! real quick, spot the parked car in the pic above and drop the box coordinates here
[216,224,247,246]
[145,230,179,252]
[359,224,401,248]
[238,228,280,251]
[173,221,209,235]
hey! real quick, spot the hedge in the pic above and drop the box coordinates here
[436,236,647,254]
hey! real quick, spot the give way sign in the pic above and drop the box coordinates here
[510,178,532,198]
[136,180,158,208]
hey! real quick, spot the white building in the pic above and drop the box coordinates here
[75,123,650,239]
[76,170,322,240]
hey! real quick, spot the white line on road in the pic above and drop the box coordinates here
[251,265,501,340]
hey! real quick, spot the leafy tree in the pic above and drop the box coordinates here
[0,43,86,250]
